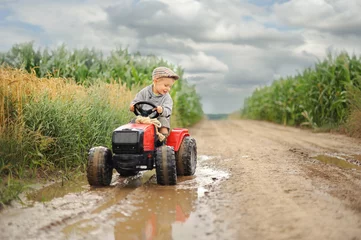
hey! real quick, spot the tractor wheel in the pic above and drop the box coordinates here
[155,145,177,185]
[87,146,113,186]
[176,137,197,176]
[118,169,139,177]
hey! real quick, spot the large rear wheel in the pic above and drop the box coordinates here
[155,145,177,185]
[87,146,113,186]
[176,137,197,176]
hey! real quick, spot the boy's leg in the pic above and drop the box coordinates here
[159,127,169,137]
[155,127,169,146]
[156,116,170,146]
[157,117,170,136]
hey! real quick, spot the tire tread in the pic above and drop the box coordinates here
[87,146,113,186]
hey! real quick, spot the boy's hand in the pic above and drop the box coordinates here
[156,106,163,114]
[129,104,134,112]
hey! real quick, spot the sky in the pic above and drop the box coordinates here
[1,0,361,114]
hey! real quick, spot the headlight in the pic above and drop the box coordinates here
[113,131,138,144]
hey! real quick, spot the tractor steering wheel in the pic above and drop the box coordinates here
[133,101,160,119]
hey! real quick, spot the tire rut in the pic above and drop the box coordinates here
[191,119,361,240]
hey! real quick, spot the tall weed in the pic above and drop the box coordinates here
[0,68,134,178]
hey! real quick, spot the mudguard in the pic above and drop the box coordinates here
[167,128,190,152]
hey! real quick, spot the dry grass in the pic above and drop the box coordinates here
[345,109,361,138]
[0,68,135,176]
[0,68,134,133]
[0,64,195,205]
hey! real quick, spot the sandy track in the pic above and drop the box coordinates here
[190,119,361,240]
[1,119,361,240]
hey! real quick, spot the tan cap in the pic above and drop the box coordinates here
[152,67,179,80]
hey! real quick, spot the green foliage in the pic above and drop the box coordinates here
[0,125,41,178]
[22,93,132,171]
[0,42,203,126]
[0,178,26,207]
[0,41,203,205]
[0,42,41,74]
[172,74,203,127]
[242,52,361,129]
[344,74,361,137]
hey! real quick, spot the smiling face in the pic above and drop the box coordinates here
[153,77,176,95]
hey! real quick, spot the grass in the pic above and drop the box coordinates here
[0,68,136,205]
[1,42,204,128]
[0,42,205,205]
[0,178,27,208]
[241,52,361,136]
[0,65,203,206]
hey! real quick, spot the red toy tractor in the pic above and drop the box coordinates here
[86,101,197,186]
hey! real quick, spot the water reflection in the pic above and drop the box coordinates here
[26,175,88,202]
[313,154,361,170]
[61,155,229,240]
[112,180,197,240]
[62,175,199,240]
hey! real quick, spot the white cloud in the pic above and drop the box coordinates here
[274,0,361,35]
[179,52,229,73]
[1,0,361,113]
[3,0,141,52]
[0,26,43,51]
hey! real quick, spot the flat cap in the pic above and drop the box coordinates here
[152,67,179,80]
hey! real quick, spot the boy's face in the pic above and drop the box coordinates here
[153,77,176,95]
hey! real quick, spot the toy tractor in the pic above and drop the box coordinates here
[86,101,197,186]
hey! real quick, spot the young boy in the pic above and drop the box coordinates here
[129,66,179,138]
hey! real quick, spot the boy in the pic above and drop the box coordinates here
[129,66,179,138]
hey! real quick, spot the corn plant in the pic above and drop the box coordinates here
[0,41,203,205]
[0,42,203,127]
[242,52,361,131]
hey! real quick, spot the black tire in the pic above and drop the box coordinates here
[155,145,177,185]
[117,169,139,177]
[176,136,197,176]
[87,146,113,186]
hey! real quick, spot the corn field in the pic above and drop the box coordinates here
[0,42,203,205]
[0,42,203,127]
[242,52,361,131]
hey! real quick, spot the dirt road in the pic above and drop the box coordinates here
[1,119,361,240]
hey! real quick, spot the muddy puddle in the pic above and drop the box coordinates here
[26,155,228,240]
[313,154,361,170]
[26,176,89,203]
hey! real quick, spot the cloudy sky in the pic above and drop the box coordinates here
[1,0,361,113]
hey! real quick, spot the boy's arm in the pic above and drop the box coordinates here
[131,87,147,105]
[130,87,148,112]
[161,96,173,118]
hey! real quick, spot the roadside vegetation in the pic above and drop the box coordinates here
[0,42,203,206]
[242,52,361,136]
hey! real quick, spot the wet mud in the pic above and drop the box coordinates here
[313,154,361,170]
[0,155,228,240]
[26,176,88,203]
[62,157,228,240]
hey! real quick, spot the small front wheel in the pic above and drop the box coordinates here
[155,145,177,185]
[87,146,113,186]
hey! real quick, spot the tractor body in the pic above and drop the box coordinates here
[111,123,190,172]
[87,118,197,186]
